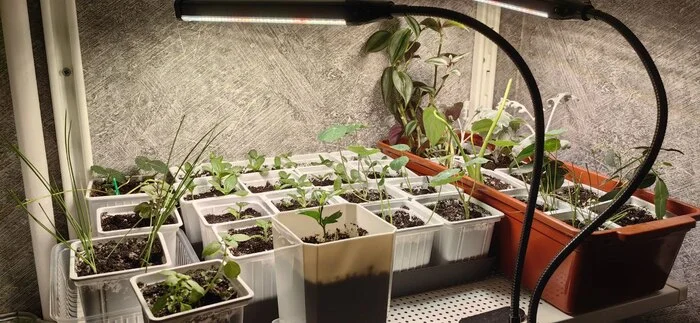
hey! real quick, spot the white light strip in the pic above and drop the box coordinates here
[181,15,347,25]
[474,0,549,18]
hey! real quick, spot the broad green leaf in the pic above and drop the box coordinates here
[388,28,412,63]
[420,18,441,32]
[188,280,205,299]
[223,261,241,280]
[381,67,397,114]
[390,156,409,171]
[405,15,421,37]
[364,30,391,53]
[318,125,348,143]
[347,145,380,157]
[135,156,169,174]
[202,242,221,258]
[231,234,251,242]
[430,168,461,187]
[654,177,668,219]
[391,144,410,151]
[392,71,413,105]
[516,143,535,162]
[443,20,467,29]
[423,105,448,146]
[426,56,450,66]
[471,119,493,134]
[300,210,321,222]
[404,120,417,137]
[323,210,343,225]
[544,138,562,152]
[463,157,489,168]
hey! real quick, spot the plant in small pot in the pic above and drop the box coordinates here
[193,195,273,248]
[316,123,368,184]
[268,187,343,212]
[130,242,253,322]
[244,171,312,194]
[241,149,271,174]
[272,201,396,323]
[271,152,298,170]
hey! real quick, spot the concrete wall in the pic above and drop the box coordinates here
[0,0,698,320]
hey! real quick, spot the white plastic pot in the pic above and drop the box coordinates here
[179,183,248,244]
[239,170,310,195]
[363,200,443,271]
[212,217,276,301]
[86,178,150,230]
[338,181,410,205]
[193,195,274,248]
[96,204,182,258]
[414,194,504,264]
[70,232,173,318]
[506,188,574,216]
[272,203,396,323]
[287,152,337,168]
[358,159,419,183]
[386,176,460,200]
[480,169,526,194]
[262,188,344,214]
[130,259,253,323]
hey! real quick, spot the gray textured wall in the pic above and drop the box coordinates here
[0,0,698,320]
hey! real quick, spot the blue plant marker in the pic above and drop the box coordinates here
[113,177,120,195]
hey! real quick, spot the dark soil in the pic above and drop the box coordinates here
[75,237,164,277]
[402,185,437,196]
[227,226,273,256]
[90,177,145,197]
[204,208,263,224]
[375,209,424,229]
[426,198,488,221]
[100,212,176,231]
[303,272,391,323]
[139,266,238,318]
[365,171,400,179]
[514,196,557,212]
[483,155,513,170]
[247,182,277,193]
[563,219,607,231]
[301,225,369,244]
[610,205,656,226]
[178,169,212,180]
[483,174,514,191]
[340,189,392,203]
[274,199,322,211]
[310,176,335,186]
[555,186,600,208]
[183,187,226,201]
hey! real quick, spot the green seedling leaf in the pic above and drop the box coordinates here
[420,17,441,32]
[405,15,421,37]
[223,261,241,280]
[639,172,657,189]
[391,144,410,151]
[423,105,448,146]
[135,156,169,174]
[654,177,668,219]
[471,119,493,134]
[347,145,380,157]
[202,242,222,258]
[90,165,127,183]
[404,120,417,137]
[544,138,562,152]
[463,157,489,168]
[388,28,412,63]
[300,210,321,222]
[430,168,461,186]
[231,234,251,242]
[323,210,343,225]
[364,30,392,53]
[318,125,349,143]
[390,156,409,171]
[153,295,168,313]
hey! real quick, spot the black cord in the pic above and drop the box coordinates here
[527,9,668,322]
[389,6,545,322]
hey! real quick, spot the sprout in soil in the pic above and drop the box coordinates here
[284,188,312,209]
[317,123,366,184]
[89,155,169,196]
[273,152,297,170]
[428,167,480,220]
[274,171,312,191]
[300,189,344,238]
[202,152,246,196]
[156,241,242,315]
[226,202,253,221]
[245,149,270,175]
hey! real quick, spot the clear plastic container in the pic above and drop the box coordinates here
[193,195,274,248]
[363,200,443,271]
[50,230,199,323]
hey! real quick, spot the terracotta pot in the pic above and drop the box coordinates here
[377,139,698,314]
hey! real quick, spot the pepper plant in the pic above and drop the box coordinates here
[300,189,344,239]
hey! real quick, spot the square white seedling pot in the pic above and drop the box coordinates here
[193,195,273,247]
[96,204,182,258]
[338,181,410,205]
[506,188,574,216]
[386,176,460,200]
[86,178,150,230]
[363,200,443,271]
[130,259,253,323]
[272,203,396,323]
[69,232,173,317]
[262,188,345,214]
[481,169,527,194]
[240,170,311,196]
[359,160,419,183]
[212,217,276,301]
[414,193,504,264]
[179,183,248,244]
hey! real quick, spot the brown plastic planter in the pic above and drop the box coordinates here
[378,139,698,315]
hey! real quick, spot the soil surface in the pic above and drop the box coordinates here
[303,272,390,323]
[375,209,424,229]
[302,225,369,244]
[612,205,656,226]
[204,208,263,224]
[183,187,226,201]
[310,176,335,186]
[247,182,277,193]
[139,266,238,318]
[555,186,600,208]
[483,155,513,170]
[75,237,164,277]
[402,185,437,196]
[100,212,176,231]
[426,198,487,221]
[340,189,392,203]
[514,196,557,212]
[563,219,608,231]
[274,199,322,211]
[365,171,400,179]
[483,174,513,191]
[228,226,273,256]
[90,177,145,197]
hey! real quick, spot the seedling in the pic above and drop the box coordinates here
[274,171,312,190]
[245,149,270,174]
[318,123,366,184]
[285,188,312,209]
[90,155,169,196]
[300,189,344,238]
[273,152,297,170]
[429,168,480,220]
[250,219,273,242]
[226,202,253,220]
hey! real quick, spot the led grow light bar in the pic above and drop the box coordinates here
[180,15,347,25]
[474,0,593,20]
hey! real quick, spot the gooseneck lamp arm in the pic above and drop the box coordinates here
[175,1,546,322]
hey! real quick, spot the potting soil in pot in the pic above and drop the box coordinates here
[483,174,514,190]
[91,178,145,197]
[300,224,369,244]
[365,171,400,179]
[374,209,425,229]
[76,237,165,276]
[426,198,488,221]
[227,226,273,256]
[274,199,322,212]
[513,196,557,212]
[555,186,600,208]
[310,175,335,186]
[139,266,238,318]
[205,209,264,224]
[100,212,176,231]
[340,189,392,203]
[183,187,226,201]
[248,182,277,193]
[596,205,656,226]
[401,185,437,196]
[303,272,391,323]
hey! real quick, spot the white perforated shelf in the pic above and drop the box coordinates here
[387,276,687,323]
